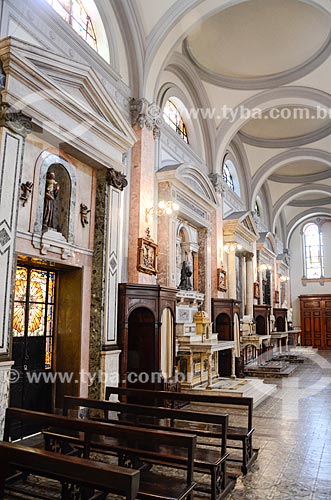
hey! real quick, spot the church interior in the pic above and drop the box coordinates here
[0,0,331,499]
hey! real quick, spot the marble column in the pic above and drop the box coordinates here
[245,253,254,318]
[239,254,246,317]
[228,248,237,300]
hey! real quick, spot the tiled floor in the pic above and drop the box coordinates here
[227,348,331,500]
[4,348,331,500]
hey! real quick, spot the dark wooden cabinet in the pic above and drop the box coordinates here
[273,308,288,332]
[299,294,331,349]
[117,283,178,389]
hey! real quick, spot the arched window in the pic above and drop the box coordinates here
[46,0,98,51]
[303,223,324,279]
[222,161,234,191]
[254,200,261,217]
[163,100,189,143]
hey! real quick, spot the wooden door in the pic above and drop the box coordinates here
[300,295,331,349]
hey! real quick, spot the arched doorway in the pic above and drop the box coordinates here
[216,313,232,376]
[256,315,266,335]
[127,307,157,389]
[275,316,285,332]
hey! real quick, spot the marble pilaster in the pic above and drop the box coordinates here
[0,110,30,360]
[89,168,127,399]
[0,361,14,440]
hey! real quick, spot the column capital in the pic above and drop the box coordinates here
[0,104,32,137]
[243,251,254,260]
[130,97,163,139]
[209,173,225,194]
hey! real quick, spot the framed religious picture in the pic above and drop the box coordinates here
[274,290,280,304]
[253,281,260,299]
[217,267,227,292]
[137,237,158,275]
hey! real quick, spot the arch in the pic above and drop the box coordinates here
[46,0,110,61]
[127,307,156,389]
[34,153,77,244]
[272,184,331,233]
[163,98,189,143]
[158,52,216,168]
[158,84,204,159]
[251,148,331,209]
[215,313,231,341]
[287,208,331,247]
[255,315,266,335]
[143,0,331,100]
[215,87,331,169]
[302,222,324,279]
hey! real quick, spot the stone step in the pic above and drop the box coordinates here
[244,363,298,378]
[190,376,277,408]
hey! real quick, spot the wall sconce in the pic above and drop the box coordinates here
[280,276,290,282]
[145,200,179,222]
[258,264,272,272]
[223,242,242,253]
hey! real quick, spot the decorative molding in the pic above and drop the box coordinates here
[106,168,128,191]
[19,181,33,207]
[183,30,331,90]
[130,98,163,139]
[80,203,90,228]
[0,104,32,137]
[238,123,331,149]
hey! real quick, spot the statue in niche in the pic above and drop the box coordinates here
[178,260,193,290]
[43,172,60,229]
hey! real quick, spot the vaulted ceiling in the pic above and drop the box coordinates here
[114,0,331,247]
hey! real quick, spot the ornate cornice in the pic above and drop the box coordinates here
[107,167,128,191]
[130,97,163,139]
[0,104,32,137]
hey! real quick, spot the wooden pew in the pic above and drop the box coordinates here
[4,407,196,500]
[0,440,140,500]
[63,395,235,500]
[105,385,258,475]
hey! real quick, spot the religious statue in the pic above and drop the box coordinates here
[43,172,60,229]
[178,260,193,290]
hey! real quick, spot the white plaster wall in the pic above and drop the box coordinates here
[290,221,331,326]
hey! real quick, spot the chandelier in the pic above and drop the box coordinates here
[145,200,179,222]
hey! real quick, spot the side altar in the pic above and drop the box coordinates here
[176,291,236,388]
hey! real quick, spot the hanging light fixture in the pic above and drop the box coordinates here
[145,200,179,222]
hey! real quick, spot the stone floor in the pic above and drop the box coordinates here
[227,348,331,500]
[4,348,331,500]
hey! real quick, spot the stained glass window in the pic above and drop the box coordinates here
[163,100,189,143]
[46,0,98,52]
[13,267,56,369]
[303,223,324,279]
[222,162,235,191]
[254,201,261,217]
